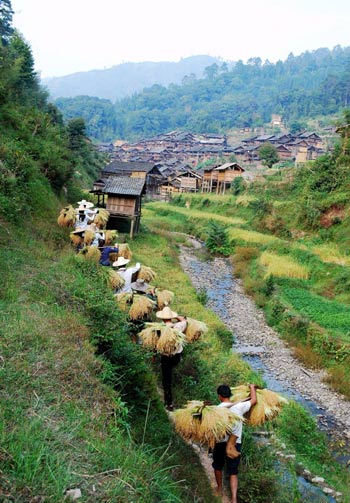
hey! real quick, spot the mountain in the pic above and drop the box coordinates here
[42,55,223,102]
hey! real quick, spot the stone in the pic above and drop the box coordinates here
[65,489,82,500]
[311,476,325,484]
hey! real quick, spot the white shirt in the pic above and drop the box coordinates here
[116,263,141,293]
[218,400,252,443]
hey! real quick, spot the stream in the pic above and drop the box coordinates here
[179,242,350,502]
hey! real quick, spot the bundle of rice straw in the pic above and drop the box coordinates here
[138,322,163,349]
[83,229,95,245]
[156,289,174,309]
[129,295,156,320]
[93,208,109,228]
[174,401,243,449]
[107,270,126,290]
[57,205,77,228]
[184,318,208,342]
[156,326,186,355]
[115,292,133,311]
[105,229,118,245]
[230,385,288,426]
[137,265,156,282]
[117,243,133,260]
[70,232,84,247]
[82,246,101,262]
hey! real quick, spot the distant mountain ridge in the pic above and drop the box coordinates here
[42,55,222,102]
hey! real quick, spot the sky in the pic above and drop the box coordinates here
[11,0,350,78]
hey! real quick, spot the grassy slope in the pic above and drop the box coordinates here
[146,189,350,397]
[0,217,215,502]
[132,215,350,501]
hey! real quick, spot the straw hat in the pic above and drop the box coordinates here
[77,199,94,209]
[130,278,149,292]
[156,306,178,320]
[113,257,130,267]
[72,227,86,234]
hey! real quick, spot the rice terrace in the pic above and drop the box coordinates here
[2,3,350,500]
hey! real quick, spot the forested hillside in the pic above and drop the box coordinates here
[55,46,350,142]
[0,5,105,222]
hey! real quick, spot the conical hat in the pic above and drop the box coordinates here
[77,199,94,209]
[113,257,130,267]
[156,306,178,319]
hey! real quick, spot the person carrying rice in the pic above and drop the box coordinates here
[98,240,119,266]
[213,383,257,503]
[113,258,141,293]
[155,306,187,411]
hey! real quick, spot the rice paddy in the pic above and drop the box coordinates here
[311,243,350,266]
[259,251,310,279]
[147,202,246,226]
[228,228,280,245]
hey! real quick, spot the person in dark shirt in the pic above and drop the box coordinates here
[99,241,119,266]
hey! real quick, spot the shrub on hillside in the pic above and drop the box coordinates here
[204,220,232,256]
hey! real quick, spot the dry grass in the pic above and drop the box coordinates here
[185,318,208,342]
[229,228,280,245]
[84,229,95,245]
[105,229,118,245]
[93,208,109,228]
[57,205,76,228]
[156,326,185,355]
[235,195,258,207]
[84,246,101,262]
[156,289,174,309]
[70,233,83,246]
[174,402,244,449]
[107,270,125,290]
[230,385,288,426]
[259,251,309,279]
[137,265,157,282]
[118,243,133,260]
[129,295,156,320]
[311,243,350,266]
[115,292,132,311]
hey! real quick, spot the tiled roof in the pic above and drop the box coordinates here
[102,160,154,175]
[103,176,145,196]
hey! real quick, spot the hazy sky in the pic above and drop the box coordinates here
[11,0,350,78]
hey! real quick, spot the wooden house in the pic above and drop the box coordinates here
[90,176,146,238]
[202,162,245,194]
[178,169,203,192]
[276,144,293,161]
[214,163,245,194]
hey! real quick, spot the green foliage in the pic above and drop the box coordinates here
[231,176,246,195]
[204,220,232,256]
[55,47,350,141]
[258,142,279,168]
[279,285,350,337]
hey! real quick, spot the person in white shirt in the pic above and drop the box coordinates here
[213,383,257,503]
[113,258,141,293]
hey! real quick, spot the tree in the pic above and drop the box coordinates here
[258,142,279,168]
[0,0,13,46]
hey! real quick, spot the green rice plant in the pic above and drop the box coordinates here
[280,285,350,336]
[259,251,310,279]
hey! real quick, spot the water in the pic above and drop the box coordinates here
[181,249,348,501]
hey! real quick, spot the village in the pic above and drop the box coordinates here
[92,123,328,237]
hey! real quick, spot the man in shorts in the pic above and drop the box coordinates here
[212,383,257,503]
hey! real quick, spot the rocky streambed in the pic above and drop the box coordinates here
[179,243,350,447]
